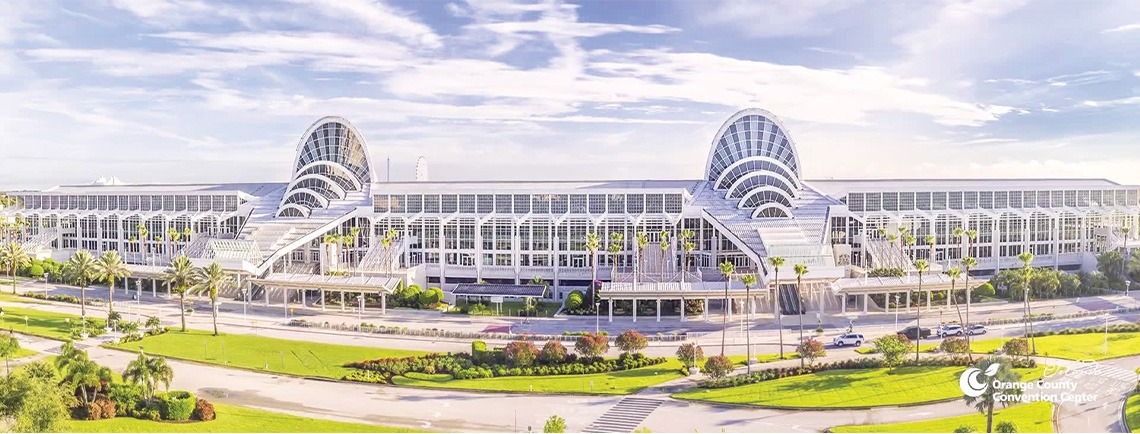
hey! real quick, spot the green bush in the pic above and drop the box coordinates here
[107,383,143,417]
[703,355,734,380]
[418,287,443,307]
[954,425,977,433]
[565,290,584,310]
[159,391,196,421]
[975,282,996,297]
[27,264,45,278]
[994,421,1018,433]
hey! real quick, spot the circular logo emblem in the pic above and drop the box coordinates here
[960,363,999,397]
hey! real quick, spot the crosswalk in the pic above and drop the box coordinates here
[1057,362,1137,395]
[582,398,664,433]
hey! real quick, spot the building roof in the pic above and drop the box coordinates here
[36,182,285,197]
[806,178,1127,198]
[450,283,549,298]
[372,180,699,194]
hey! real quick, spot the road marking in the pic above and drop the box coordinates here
[582,397,664,433]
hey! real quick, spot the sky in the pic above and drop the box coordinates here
[0,0,1138,190]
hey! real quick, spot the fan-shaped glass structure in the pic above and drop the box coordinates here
[277,117,374,217]
[704,108,802,218]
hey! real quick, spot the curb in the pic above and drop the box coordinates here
[669,394,961,411]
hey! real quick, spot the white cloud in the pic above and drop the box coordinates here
[299,0,442,48]
[696,0,859,38]
[1102,23,1140,33]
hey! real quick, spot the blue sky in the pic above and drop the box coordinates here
[1,0,1138,189]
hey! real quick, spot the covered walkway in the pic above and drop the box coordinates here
[249,273,401,315]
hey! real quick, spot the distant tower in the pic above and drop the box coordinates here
[415,156,429,181]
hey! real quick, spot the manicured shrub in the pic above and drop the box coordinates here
[107,383,142,417]
[995,421,1018,433]
[940,337,969,354]
[954,425,977,433]
[159,390,196,421]
[565,291,584,311]
[544,415,566,433]
[796,338,826,366]
[615,331,648,354]
[676,343,705,369]
[974,282,996,298]
[574,333,609,358]
[1003,338,1029,358]
[27,264,44,278]
[193,398,216,421]
[874,334,912,368]
[504,341,539,367]
[702,355,734,380]
[539,341,567,364]
[418,287,444,307]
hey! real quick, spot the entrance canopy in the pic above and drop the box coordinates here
[450,283,548,298]
[834,274,961,295]
[250,273,400,294]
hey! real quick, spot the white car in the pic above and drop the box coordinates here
[833,333,865,347]
[968,324,988,335]
[939,325,964,337]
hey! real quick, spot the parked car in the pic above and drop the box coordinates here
[833,333,865,347]
[898,326,933,340]
[939,325,964,337]
[968,324,988,335]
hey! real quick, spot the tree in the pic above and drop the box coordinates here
[12,376,70,433]
[574,333,609,358]
[62,357,110,406]
[503,341,538,367]
[767,256,786,359]
[679,229,695,274]
[615,330,648,354]
[952,227,965,263]
[913,259,930,362]
[964,357,1023,433]
[793,263,809,368]
[539,341,567,364]
[634,232,649,278]
[63,250,98,319]
[740,273,757,371]
[119,321,139,338]
[123,352,173,401]
[543,415,567,433]
[658,230,670,276]
[717,261,735,355]
[0,241,30,294]
[1016,251,1036,354]
[0,333,19,376]
[163,255,199,332]
[565,290,584,310]
[797,338,826,366]
[94,251,131,319]
[963,256,979,353]
[585,232,601,301]
[193,262,230,336]
[702,355,734,380]
[675,343,705,369]
[1003,338,1029,361]
[924,235,937,262]
[145,316,162,334]
[608,232,624,279]
[874,334,912,368]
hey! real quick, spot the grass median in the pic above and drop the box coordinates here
[1126,394,1140,432]
[105,329,429,379]
[830,401,1054,433]
[672,365,1044,409]
[67,402,426,432]
[0,305,100,340]
[969,332,1140,360]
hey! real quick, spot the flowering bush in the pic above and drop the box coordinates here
[615,331,648,354]
[574,333,610,358]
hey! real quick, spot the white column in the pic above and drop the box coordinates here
[947,289,952,308]
[301,288,307,307]
[340,291,346,312]
[360,292,365,315]
[926,291,932,311]
[726,297,732,321]
[656,299,661,322]
[680,298,686,322]
[320,289,326,311]
[151,279,156,298]
[381,293,387,315]
[704,298,709,321]
[608,301,613,323]
[632,299,637,323]
[842,295,847,314]
[265,286,270,307]
[862,293,868,314]
[165,281,170,299]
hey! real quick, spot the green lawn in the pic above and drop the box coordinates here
[1126,394,1140,432]
[8,347,37,359]
[831,401,1053,432]
[68,402,425,432]
[394,358,686,394]
[969,332,1140,360]
[672,365,1044,409]
[0,305,100,340]
[105,330,429,379]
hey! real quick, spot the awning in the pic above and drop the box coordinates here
[249,273,400,293]
[450,283,548,298]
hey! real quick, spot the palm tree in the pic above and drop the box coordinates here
[793,263,809,368]
[194,262,230,336]
[348,226,361,272]
[966,229,979,258]
[1017,251,1036,354]
[64,357,110,406]
[768,256,786,358]
[679,229,695,274]
[123,351,174,401]
[94,251,131,319]
[0,242,30,294]
[946,267,965,328]
[964,357,1023,433]
[740,273,757,372]
[914,259,930,362]
[924,235,936,262]
[904,235,917,262]
[1123,226,1132,282]
[635,232,649,278]
[64,250,98,319]
[658,230,670,275]
[886,233,899,265]
[607,232,624,279]
[962,256,978,353]
[137,225,149,264]
[584,232,601,300]
[952,227,965,264]
[718,261,735,355]
[163,255,199,332]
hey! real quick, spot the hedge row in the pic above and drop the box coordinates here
[700,356,1037,389]
[342,352,667,384]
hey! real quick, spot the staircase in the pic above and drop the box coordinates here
[20,227,60,253]
[358,240,402,272]
[777,284,804,315]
